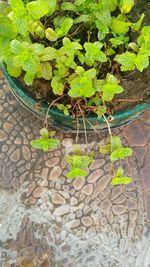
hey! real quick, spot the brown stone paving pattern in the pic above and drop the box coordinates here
[0,72,150,267]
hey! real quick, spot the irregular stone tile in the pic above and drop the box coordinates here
[111,186,123,201]
[10,148,20,162]
[134,147,147,167]
[70,197,78,206]
[98,174,112,190]
[90,159,105,170]
[91,188,102,200]
[140,153,150,191]
[87,169,103,183]
[0,129,7,142]
[66,219,80,229]
[52,193,66,205]
[100,199,112,212]
[20,246,36,257]
[126,199,137,210]
[49,166,62,180]
[112,205,127,215]
[53,205,70,216]
[128,221,136,238]
[24,196,37,206]
[129,211,138,221]
[2,166,12,180]
[81,216,93,227]
[33,187,48,198]
[22,146,31,161]
[73,177,85,190]
[45,157,59,168]
[3,122,14,133]
[113,195,126,205]
[144,193,150,222]
[123,120,149,147]
[62,138,73,147]
[82,184,93,196]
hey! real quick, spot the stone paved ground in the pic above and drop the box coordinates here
[0,71,150,267]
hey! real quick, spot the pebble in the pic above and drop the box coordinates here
[111,186,123,201]
[52,193,66,205]
[82,184,93,196]
[70,197,78,206]
[22,146,31,161]
[49,166,62,180]
[62,138,73,147]
[0,130,7,141]
[54,205,70,216]
[46,157,59,167]
[3,122,13,133]
[81,216,93,227]
[10,148,20,162]
[98,174,112,190]
[73,177,85,190]
[100,199,112,212]
[90,159,105,170]
[66,219,80,229]
[33,187,48,198]
[112,205,127,215]
[87,169,103,183]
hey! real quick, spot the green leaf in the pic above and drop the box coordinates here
[112,176,133,185]
[41,62,52,80]
[61,2,78,12]
[116,168,124,177]
[135,54,149,72]
[39,128,49,138]
[51,77,64,95]
[40,47,57,61]
[67,168,87,179]
[57,104,70,116]
[110,16,131,35]
[120,0,134,13]
[84,68,97,79]
[110,37,124,47]
[99,144,111,154]
[110,148,133,161]
[0,15,17,40]
[31,138,60,152]
[10,40,22,55]
[112,136,122,151]
[32,43,45,56]
[60,17,74,34]
[9,0,26,16]
[13,15,28,36]
[101,0,118,12]
[84,42,107,66]
[24,72,34,85]
[102,74,123,101]
[69,76,95,98]
[96,10,112,26]
[7,65,22,78]
[96,21,109,41]
[22,56,39,74]
[26,0,50,20]
[132,13,145,31]
[45,28,58,41]
[45,0,57,16]
[115,52,136,71]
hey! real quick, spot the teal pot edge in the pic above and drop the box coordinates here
[2,65,150,132]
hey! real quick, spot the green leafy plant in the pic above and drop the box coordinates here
[0,0,150,185]
[31,128,60,151]
[66,154,93,179]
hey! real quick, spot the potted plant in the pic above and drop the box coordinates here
[0,0,150,183]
